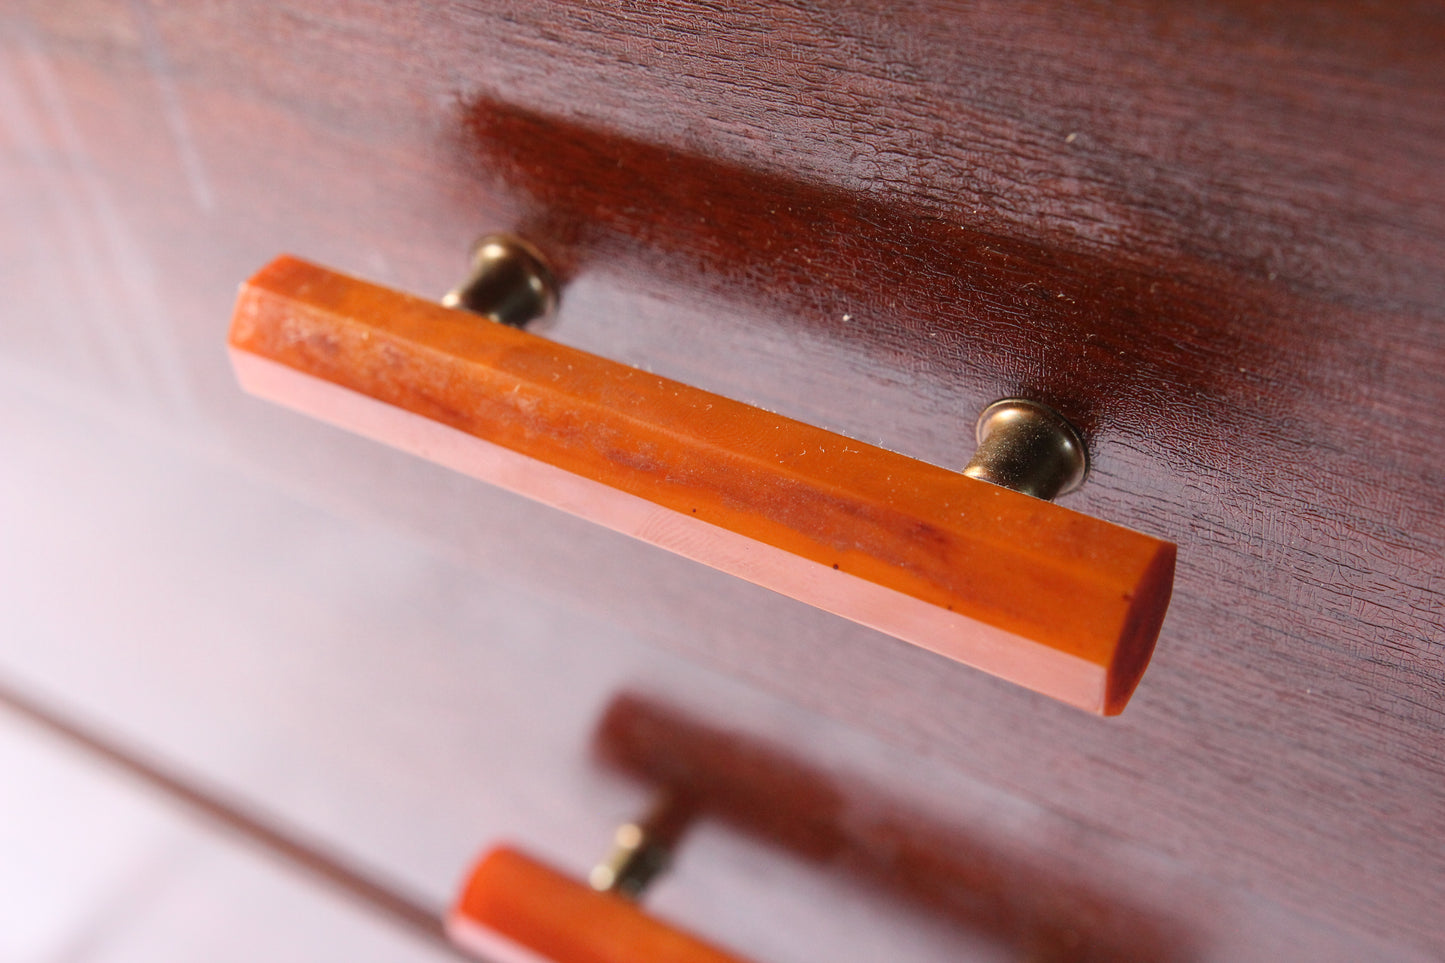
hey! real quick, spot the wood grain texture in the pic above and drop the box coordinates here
[1,0,1442,958]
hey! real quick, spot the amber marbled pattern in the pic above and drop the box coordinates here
[230,256,1175,714]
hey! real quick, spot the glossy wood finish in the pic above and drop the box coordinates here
[0,672,455,955]
[594,693,1194,963]
[231,257,1175,713]
[0,380,1421,963]
[2,1,1443,959]
[450,847,753,963]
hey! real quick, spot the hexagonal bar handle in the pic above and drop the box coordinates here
[227,255,1175,714]
[448,846,752,963]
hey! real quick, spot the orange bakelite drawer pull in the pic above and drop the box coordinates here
[448,847,752,963]
[228,253,1175,714]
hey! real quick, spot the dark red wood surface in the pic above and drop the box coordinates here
[1,1,1442,958]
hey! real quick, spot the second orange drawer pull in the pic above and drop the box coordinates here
[228,252,1175,714]
[450,846,750,963]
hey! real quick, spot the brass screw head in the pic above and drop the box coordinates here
[963,399,1088,500]
[441,234,558,327]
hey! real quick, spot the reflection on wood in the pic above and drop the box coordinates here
[595,693,1197,963]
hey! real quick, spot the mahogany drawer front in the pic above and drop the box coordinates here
[0,1,1442,959]
[0,379,1410,963]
